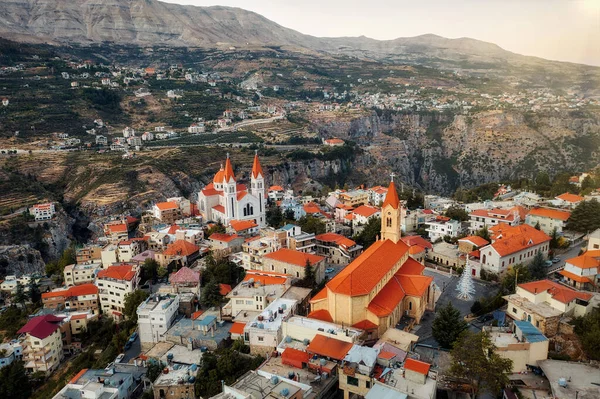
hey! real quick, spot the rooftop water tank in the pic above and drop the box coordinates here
[271,375,279,385]
[285,336,292,343]
[190,363,198,371]
[319,358,327,366]
[281,388,290,397]
[558,378,567,387]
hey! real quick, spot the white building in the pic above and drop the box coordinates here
[96,265,140,320]
[525,208,571,235]
[243,298,297,356]
[137,294,180,348]
[96,135,108,145]
[122,127,135,138]
[30,202,56,221]
[188,123,205,133]
[63,262,101,286]
[469,207,521,234]
[0,342,22,369]
[425,217,463,241]
[141,131,154,141]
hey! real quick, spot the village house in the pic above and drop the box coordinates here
[504,279,593,336]
[152,201,182,224]
[314,233,362,266]
[309,180,435,340]
[338,190,369,207]
[468,207,521,234]
[425,216,463,241]
[552,192,585,209]
[587,228,600,250]
[117,239,146,263]
[351,204,381,228]
[268,185,285,201]
[168,266,200,294]
[228,219,259,237]
[280,224,316,253]
[95,135,108,145]
[17,315,64,374]
[262,249,326,282]
[30,202,56,221]
[137,294,180,349]
[367,185,388,206]
[41,284,100,315]
[155,239,200,268]
[324,138,345,147]
[209,233,245,259]
[525,207,571,235]
[63,262,101,286]
[559,250,599,291]
[96,265,140,320]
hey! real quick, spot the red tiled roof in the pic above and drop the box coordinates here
[303,202,321,214]
[378,351,396,360]
[556,193,584,203]
[381,181,400,209]
[404,358,431,375]
[252,153,264,178]
[315,233,356,249]
[470,208,517,221]
[212,205,225,214]
[269,185,284,192]
[518,279,593,303]
[167,224,181,234]
[229,322,246,335]
[97,265,136,281]
[401,236,433,250]
[367,275,406,317]
[169,267,200,284]
[237,191,248,201]
[107,223,128,233]
[307,309,333,323]
[223,156,235,182]
[326,239,409,296]
[309,288,328,303]
[213,167,225,184]
[458,236,490,248]
[209,233,241,243]
[229,219,258,232]
[489,224,550,257]
[163,240,199,257]
[282,347,310,364]
[243,271,288,286]
[398,257,426,275]
[325,138,345,144]
[559,270,594,284]
[70,314,88,320]
[352,205,380,218]
[408,245,425,255]
[352,319,378,330]
[397,275,432,297]
[17,315,64,340]
[307,334,353,361]
[42,283,99,299]
[528,208,571,221]
[219,283,232,296]
[69,368,89,384]
[264,249,325,267]
[155,202,178,211]
[192,310,204,320]
[565,250,600,270]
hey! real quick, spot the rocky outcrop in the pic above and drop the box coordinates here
[0,245,45,277]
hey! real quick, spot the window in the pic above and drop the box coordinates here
[347,376,359,387]
[258,336,264,342]
[512,307,517,314]
[366,381,371,388]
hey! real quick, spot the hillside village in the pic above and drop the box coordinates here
[1,153,600,399]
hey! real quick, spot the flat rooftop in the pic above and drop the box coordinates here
[382,367,437,399]
[488,331,519,348]
[144,342,202,365]
[504,294,563,318]
[154,364,196,387]
[284,316,363,340]
[226,282,287,300]
[247,298,297,332]
[539,360,600,399]
[137,295,177,314]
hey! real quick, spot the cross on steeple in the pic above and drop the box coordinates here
[255,149,258,156]
[390,172,396,182]
[226,152,230,159]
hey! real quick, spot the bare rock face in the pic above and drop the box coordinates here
[0,245,45,277]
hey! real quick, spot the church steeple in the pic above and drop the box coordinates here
[251,151,264,179]
[380,174,402,243]
[223,153,235,183]
[251,150,266,227]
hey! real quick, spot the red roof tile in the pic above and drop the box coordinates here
[42,284,99,299]
[223,156,235,182]
[489,224,551,257]
[163,240,199,257]
[155,202,178,211]
[381,181,400,209]
[209,233,241,243]
[169,267,200,284]
[229,322,246,335]
[565,250,600,270]
[252,153,264,179]
[528,208,571,221]
[352,319,378,330]
[219,284,232,296]
[282,348,310,365]
[307,334,353,361]
[97,265,136,281]
[17,315,64,340]
[212,205,225,214]
[309,288,328,303]
[404,358,431,375]
[352,205,380,218]
[229,219,258,232]
[378,351,397,360]
[401,236,433,250]
[269,185,284,192]
[107,223,128,233]
[192,310,204,320]
[556,193,584,203]
[518,279,592,303]
[264,249,325,267]
[458,236,490,248]
[307,309,334,323]
[315,233,356,249]
[559,270,594,284]
[69,368,89,384]
[243,271,288,286]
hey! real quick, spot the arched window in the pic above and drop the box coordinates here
[386,218,392,227]
[409,302,412,310]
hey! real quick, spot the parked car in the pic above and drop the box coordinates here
[544,260,553,267]
[552,257,561,263]
[325,267,335,274]
[115,353,125,363]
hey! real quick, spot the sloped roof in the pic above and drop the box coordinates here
[229,322,246,335]
[353,205,380,218]
[229,219,258,232]
[404,358,431,375]
[17,315,64,340]
[212,205,225,214]
[169,267,200,284]
[155,202,178,211]
[223,156,235,182]
[107,223,128,233]
[367,275,406,317]
[488,224,551,257]
[42,283,98,299]
[400,236,433,250]
[269,185,284,191]
[315,233,356,249]
[244,270,288,286]
[352,319,378,330]
[163,240,199,257]
[458,236,490,248]
[263,249,325,267]
[558,270,594,284]
[219,284,232,296]
[282,347,310,364]
[408,245,425,255]
[303,202,322,214]
[518,279,592,303]
[307,334,353,361]
[381,181,400,209]
[528,208,571,221]
[326,239,409,296]
[252,153,264,178]
[309,287,328,303]
[565,250,600,270]
[97,265,136,281]
[556,193,584,203]
[209,233,241,242]
[307,309,333,323]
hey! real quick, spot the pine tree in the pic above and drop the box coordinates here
[566,198,600,233]
[534,221,541,230]
[529,250,547,280]
[28,279,41,304]
[201,279,222,308]
[13,282,26,305]
[456,267,476,300]
[302,260,316,289]
[476,226,491,242]
[432,302,468,349]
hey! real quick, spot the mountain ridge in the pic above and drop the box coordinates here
[0,0,590,68]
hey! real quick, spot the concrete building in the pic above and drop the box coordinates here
[425,217,463,242]
[588,228,600,251]
[101,244,120,267]
[63,262,101,286]
[559,250,600,291]
[314,233,362,266]
[215,370,314,399]
[525,208,571,235]
[0,342,22,369]
[42,284,100,315]
[262,249,326,282]
[52,367,137,399]
[75,245,102,264]
[539,360,600,399]
[338,190,369,207]
[96,265,140,320]
[117,240,146,263]
[243,298,297,356]
[30,202,56,221]
[504,280,593,336]
[137,294,180,349]
[280,224,316,253]
[486,321,549,373]
[222,278,289,320]
[18,315,64,374]
[469,207,521,234]
[152,202,182,224]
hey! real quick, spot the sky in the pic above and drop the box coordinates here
[162,0,600,66]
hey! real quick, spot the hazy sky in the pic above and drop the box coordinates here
[163,0,600,66]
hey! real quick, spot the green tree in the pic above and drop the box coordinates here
[501,263,531,294]
[353,217,381,249]
[581,175,596,192]
[475,226,491,242]
[142,258,159,283]
[297,260,316,289]
[13,282,26,305]
[266,205,283,227]
[549,227,560,249]
[123,290,149,322]
[450,331,513,397]
[297,215,326,235]
[207,222,226,236]
[146,360,166,382]
[572,308,600,360]
[431,302,468,349]
[567,198,600,233]
[283,208,296,221]
[0,360,31,399]
[534,221,541,230]
[200,279,222,308]
[528,250,547,280]
[445,206,469,222]
[28,278,41,304]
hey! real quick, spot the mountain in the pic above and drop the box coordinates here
[0,0,547,66]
